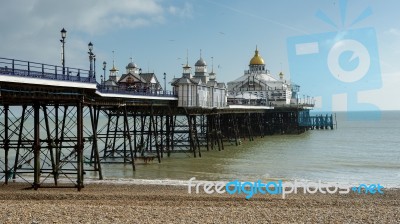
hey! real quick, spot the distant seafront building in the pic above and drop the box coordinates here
[171,52,226,108]
[227,47,299,106]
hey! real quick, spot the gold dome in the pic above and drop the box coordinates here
[249,46,265,65]
[110,65,118,72]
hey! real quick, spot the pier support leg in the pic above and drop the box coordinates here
[76,101,84,191]
[42,105,57,185]
[3,105,9,184]
[54,104,60,182]
[33,103,41,190]
[103,112,111,158]
[13,105,27,180]
[193,115,201,157]
[89,105,103,179]
[123,107,136,171]
[150,107,161,163]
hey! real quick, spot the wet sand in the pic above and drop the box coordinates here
[0,183,399,223]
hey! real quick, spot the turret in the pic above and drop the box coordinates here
[193,50,209,83]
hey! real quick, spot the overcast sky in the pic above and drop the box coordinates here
[1,0,400,110]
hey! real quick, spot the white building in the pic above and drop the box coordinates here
[171,54,226,108]
[227,47,299,106]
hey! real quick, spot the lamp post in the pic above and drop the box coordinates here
[60,28,67,75]
[88,42,94,81]
[102,61,106,89]
[163,72,166,95]
[93,54,96,79]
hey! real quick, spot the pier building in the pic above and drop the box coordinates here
[227,47,299,106]
[171,53,226,108]
[102,58,162,94]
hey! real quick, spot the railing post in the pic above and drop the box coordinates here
[67,67,69,80]
[42,64,44,76]
[27,61,30,76]
[12,59,15,75]
[55,66,57,80]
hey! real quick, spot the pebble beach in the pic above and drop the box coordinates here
[0,182,399,223]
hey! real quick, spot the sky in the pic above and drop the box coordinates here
[1,0,400,110]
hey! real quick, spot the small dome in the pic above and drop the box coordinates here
[126,62,137,69]
[249,47,265,65]
[279,72,284,80]
[195,58,207,66]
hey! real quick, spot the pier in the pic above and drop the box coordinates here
[0,56,333,190]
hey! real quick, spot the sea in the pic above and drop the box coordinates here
[90,111,400,188]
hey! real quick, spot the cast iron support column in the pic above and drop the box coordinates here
[151,107,161,163]
[42,105,57,185]
[89,105,103,179]
[54,104,60,182]
[3,105,9,184]
[123,106,135,171]
[33,103,41,190]
[13,105,27,180]
[76,101,84,190]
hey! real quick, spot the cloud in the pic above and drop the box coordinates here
[168,2,193,18]
[5,0,165,35]
[0,0,188,69]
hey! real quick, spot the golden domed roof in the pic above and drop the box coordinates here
[110,65,118,72]
[249,46,265,65]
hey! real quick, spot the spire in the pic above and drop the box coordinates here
[209,56,216,81]
[279,62,284,80]
[112,50,115,67]
[186,49,189,66]
[109,50,119,82]
[110,50,118,71]
[211,56,214,73]
[183,49,191,69]
[200,49,202,59]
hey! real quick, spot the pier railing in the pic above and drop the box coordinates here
[227,98,268,106]
[96,84,177,97]
[298,113,335,129]
[0,57,94,83]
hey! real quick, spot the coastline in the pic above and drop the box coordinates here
[1,182,399,223]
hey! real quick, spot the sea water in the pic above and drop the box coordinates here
[92,111,400,188]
